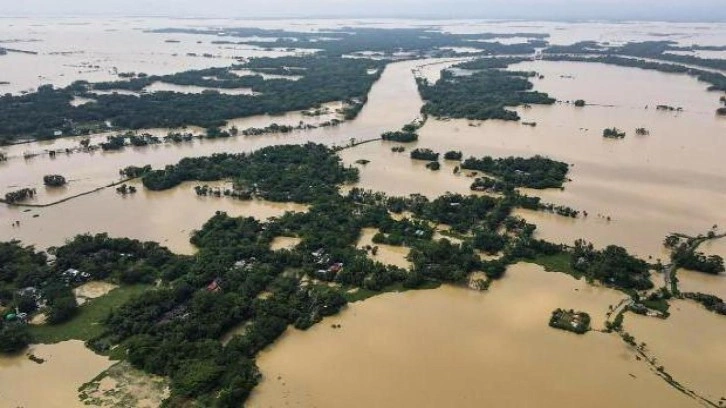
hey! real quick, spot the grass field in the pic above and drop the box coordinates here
[29,284,150,344]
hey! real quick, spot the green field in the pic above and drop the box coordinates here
[29,284,150,344]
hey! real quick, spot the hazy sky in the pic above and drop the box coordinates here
[2,0,725,21]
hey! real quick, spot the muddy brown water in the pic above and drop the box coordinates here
[0,180,308,255]
[248,263,701,408]
[356,227,411,269]
[1,20,726,407]
[0,340,112,408]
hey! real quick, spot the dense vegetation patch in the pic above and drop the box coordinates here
[418,59,555,121]
[664,234,725,275]
[682,292,726,315]
[571,240,653,290]
[0,56,383,144]
[603,127,626,138]
[43,174,67,187]
[410,148,440,161]
[381,130,418,143]
[461,155,569,189]
[549,308,591,334]
[154,27,547,57]
[141,143,359,202]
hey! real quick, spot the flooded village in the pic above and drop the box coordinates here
[0,16,725,408]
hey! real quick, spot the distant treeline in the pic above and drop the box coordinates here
[543,40,726,91]
[0,56,384,144]
[152,27,548,57]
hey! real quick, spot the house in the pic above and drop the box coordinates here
[53,130,63,137]
[206,277,223,293]
[312,249,330,265]
[62,268,91,282]
[17,287,40,299]
[233,257,256,270]
[328,262,344,275]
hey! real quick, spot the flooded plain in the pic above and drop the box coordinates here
[356,227,411,269]
[0,57,430,206]
[626,300,726,403]
[0,180,308,254]
[73,281,119,305]
[0,340,111,408]
[248,263,701,408]
[269,236,302,251]
[1,18,726,408]
[0,57,434,252]
[411,60,726,261]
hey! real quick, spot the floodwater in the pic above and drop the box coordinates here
[414,60,726,261]
[0,57,439,251]
[0,340,112,408]
[248,263,698,408]
[0,17,309,95]
[0,180,308,254]
[73,281,119,305]
[142,81,257,95]
[1,19,726,407]
[626,300,726,403]
[2,17,725,95]
[341,141,473,198]
[269,236,302,251]
[356,227,411,269]
[231,69,302,81]
[0,57,434,206]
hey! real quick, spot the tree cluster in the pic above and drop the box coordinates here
[462,154,569,189]
[571,240,653,290]
[43,174,67,187]
[0,56,384,143]
[140,143,359,203]
[418,60,555,121]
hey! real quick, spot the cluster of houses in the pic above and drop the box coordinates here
[61,268,92,284]
[6,287,44,324]
[5,268,92,323]
[311,248,344,280]
[203,258,258,294]
[4,310,29,323]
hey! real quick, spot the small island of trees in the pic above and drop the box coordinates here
[603,127,626,138]
[410,148,440,161]
[417,58,555,122]
[574,99,586,107]
[3,188,37,204]
[461,154,569,189]
[635,127,650,135]
[425,161,441,171]
[43,174,67,187]
[444,151,463,161]
[381,124,419,143]
[140,143,359,203]
[116,184,137,195]
[549,308,591,334]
